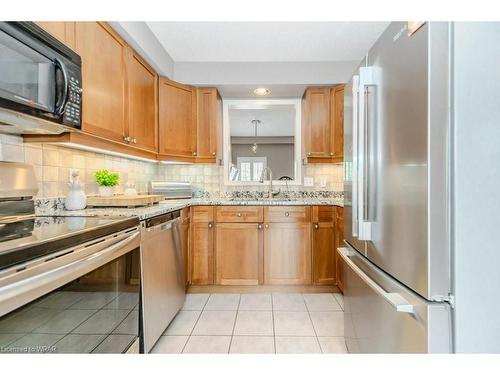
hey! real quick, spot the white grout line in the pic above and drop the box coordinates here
[302,293,324,354]
[228,294,241,354]
[181,293,211,353]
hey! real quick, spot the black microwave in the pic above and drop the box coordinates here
[0,22,82,130]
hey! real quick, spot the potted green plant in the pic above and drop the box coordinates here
[95,169,120,197]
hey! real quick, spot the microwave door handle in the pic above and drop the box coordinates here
[54,57,69,115]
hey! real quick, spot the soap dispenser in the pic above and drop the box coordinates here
[65,170,87,210]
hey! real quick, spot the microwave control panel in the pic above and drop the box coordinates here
[62,69,82,128]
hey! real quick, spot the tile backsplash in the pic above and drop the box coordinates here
[0,134,344,198]
[0,135,156,198]
[157,163,344,194]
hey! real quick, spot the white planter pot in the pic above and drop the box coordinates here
[98,186,114,197]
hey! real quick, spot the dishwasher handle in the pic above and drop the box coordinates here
[143,210,181,228]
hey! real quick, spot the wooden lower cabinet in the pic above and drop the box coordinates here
[263,222,312,285]
[215,223,263,285]
[189,205,342,288]
[335,208,345,292]
[190,221,214,285]
[312,221,336,285]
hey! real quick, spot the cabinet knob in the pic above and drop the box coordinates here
[314,223,319,229]
[193,151,197,156]
[133,138,137,144]
[237,213,242,217]
[307,152,311,156]
[212,152,216,156]
[265,224,269,229]
[330,152,334,156]
[258,224,263,229]
[285,212,290,217]
[123,136,131,143]
[208,222,213,228]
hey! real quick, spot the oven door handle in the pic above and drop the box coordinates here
[54,57,69,116]
[0,231,140,317]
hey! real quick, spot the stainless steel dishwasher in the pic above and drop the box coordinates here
[140,210,185,353]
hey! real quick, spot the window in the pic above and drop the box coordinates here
[237,157,267,182]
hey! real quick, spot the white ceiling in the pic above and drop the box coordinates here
[146,22,389,62]
[229,107,295,137]
[216,84,308,99]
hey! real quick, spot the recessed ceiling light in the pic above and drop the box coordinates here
[253,88,271,96]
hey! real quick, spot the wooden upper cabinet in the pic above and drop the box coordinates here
[196,88,222,163]
[126,48,158,152]
[215,223,263,285]
[302,85,344,163]
[158,78,197,160]
[303,87,331,158]
[75,22,127,143]
[263,222,312,285]
[331,85,345,160]
[36,22,75,49]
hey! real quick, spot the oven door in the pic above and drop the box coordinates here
[0,228,142,354]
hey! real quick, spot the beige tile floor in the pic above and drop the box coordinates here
[151,292,347,354]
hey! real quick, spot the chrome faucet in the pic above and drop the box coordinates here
[260,167,280,198]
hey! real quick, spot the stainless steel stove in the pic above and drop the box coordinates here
[0,162,142,354]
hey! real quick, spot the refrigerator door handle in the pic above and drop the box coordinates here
[357,67,378,241]
[351,75,360,237]
[338,247,416,314]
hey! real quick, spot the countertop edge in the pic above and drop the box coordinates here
[36,199,344,221]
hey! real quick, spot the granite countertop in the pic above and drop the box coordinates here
[36,197,344,221]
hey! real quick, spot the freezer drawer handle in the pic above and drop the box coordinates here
[338,248,415,314]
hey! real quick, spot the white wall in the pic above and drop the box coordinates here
[452,22,500,353]
[110,22,175,78]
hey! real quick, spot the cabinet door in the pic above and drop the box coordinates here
[331,85,345,160]
[75,22,127,143]
[36,22,75,48]
[126,48,158,152]
[191,221,214,285]
[335,208,345,292]
[264,222,311,285]
[158,78,197,159]
[304,88,331,158]
[312,222,336,285]
[197,88,221,163]
[215,223,263,285]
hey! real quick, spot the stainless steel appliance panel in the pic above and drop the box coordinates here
[141,212,185,353]
[340,247,451,353]
[363,22,430,297]
[0,228,141,353]
[343,58,367,255]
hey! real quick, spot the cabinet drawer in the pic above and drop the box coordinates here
[215,206,263,223]
[192,206,214,223]
[312,206,336,222]
[264,206,311,223]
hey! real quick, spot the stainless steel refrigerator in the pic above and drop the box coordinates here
[341,22,453,353]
